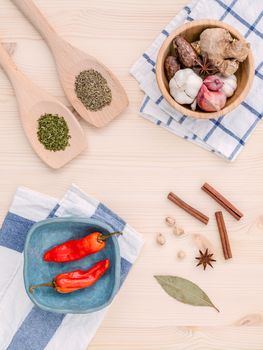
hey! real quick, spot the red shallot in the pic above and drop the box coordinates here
[197,84,226,112]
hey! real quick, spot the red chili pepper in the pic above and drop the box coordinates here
[29,258,110,294]
[43,231,122,263]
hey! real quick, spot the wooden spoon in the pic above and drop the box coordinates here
[12,0,129,128]
[0,41,86,169]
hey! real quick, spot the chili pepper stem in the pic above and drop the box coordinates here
[29,282,54,293]
[98,232,123,242]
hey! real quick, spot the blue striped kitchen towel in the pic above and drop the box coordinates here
[131,0,263,161]
[0,185,144,350]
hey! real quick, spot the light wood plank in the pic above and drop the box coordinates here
[0,1,262,349]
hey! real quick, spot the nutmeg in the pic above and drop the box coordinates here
[173,36,198,68]
[164,56,180,81]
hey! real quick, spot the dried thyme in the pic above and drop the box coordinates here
[75,69,112,111]
[37,113,71,152]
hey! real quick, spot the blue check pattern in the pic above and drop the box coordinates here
[131,0,263,160]
[0,206,131,350]
[0,185,143,350]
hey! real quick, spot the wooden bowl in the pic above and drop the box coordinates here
[156,20,254,119]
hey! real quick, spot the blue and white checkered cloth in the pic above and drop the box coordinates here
[131,0,263,161]
[0,185,143,350]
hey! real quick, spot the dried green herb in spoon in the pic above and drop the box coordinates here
[37,113,71,152]
[75,69,112,112]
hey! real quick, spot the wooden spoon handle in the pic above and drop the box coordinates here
[12,0,60,47]
[0,40,45,104]
[0,41,24,86]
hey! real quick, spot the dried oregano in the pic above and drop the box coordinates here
[75,69,112,111]
[37,114,71,152]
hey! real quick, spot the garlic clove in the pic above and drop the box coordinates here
[171,89,194,105]
[173,69,188,88]
[165,216,176,227]
[186,74,203,97]
[173,225,185,236]
[216,74,237,97]
[169,68,203,105]
[191,99,197,111]
[156,233,166,245]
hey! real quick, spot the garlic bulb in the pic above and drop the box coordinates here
[169,68,203,105]
[215,74,237,97]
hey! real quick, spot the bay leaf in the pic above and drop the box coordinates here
[154,275,219,312]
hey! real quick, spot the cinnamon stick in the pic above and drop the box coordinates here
[202,183,243,221]
[215,211,232,260]
[167,192,209,225]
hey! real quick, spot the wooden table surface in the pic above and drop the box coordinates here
[0,0,263,349]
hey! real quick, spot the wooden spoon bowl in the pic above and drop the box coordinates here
[53,41,129,128]
[12,0,129,128]
[156,20,254,119]
[0,41,86,169]
[27,101,86,168]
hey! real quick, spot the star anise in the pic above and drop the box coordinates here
[195,249,216,270]
[194,54,219,77]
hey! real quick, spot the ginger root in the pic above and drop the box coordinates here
[200,28,250,77]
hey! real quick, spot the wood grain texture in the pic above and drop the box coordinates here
[0,0,263,349]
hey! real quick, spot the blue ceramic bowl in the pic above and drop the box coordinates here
[24,217,121,314]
